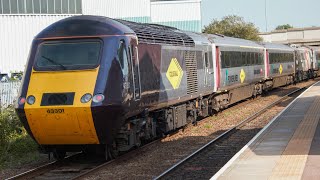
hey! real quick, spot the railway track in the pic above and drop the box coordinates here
[6,139,161,180]
[6,153,105,180]
[71,138,164,179]
[154,84,311,180]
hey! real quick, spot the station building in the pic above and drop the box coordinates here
[0,0,202,77]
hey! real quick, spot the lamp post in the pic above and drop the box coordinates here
[265,0,268,32]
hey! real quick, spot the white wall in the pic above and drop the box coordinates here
[287,31,303,40]
[151,0,201,22]
[82,0,150,21]
[0,15,73,74]
[304,29,320,40]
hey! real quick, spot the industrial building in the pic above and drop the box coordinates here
[0,0,202,79]
[259,27,320,46]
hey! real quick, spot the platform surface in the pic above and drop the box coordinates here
[213,82,320,180]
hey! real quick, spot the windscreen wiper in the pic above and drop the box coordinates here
[41,56,67,70]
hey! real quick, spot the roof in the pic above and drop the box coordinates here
[36,15,134,39]
[260,42,294,51]
[36,15,195,47]
[206,34,264,49]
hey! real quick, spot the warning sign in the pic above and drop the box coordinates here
[240,69,246,83]
[166,58,183,89]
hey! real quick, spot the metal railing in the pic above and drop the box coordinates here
[0,81,21,108]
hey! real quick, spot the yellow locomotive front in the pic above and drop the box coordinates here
[23,40,101,145]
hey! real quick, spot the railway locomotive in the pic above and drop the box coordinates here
[15,15,318,160]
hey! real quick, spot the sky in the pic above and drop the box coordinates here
[201,0,320,32]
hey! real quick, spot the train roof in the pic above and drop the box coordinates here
[35,15,135,39]
[294,46,312,51]
[205,34,264,49]
[35,15,195,47]
[183,31,212,45]
[115,19,195,47]
[261,42,294,51]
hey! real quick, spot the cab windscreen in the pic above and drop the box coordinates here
[34,40,102,71]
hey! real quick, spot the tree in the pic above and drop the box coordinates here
[275,24,293,30]
[203,15,262,41]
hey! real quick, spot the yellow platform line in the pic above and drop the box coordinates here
[269,96,320,180]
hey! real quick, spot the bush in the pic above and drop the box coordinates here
[0,107,39,168]
[0,107,21,146]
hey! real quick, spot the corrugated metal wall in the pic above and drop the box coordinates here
[151,0,201,32]
[82,0,151,23]
[0,15,73,74]
[0,81,21,108]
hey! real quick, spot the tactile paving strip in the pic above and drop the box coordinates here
[269,97,320,179]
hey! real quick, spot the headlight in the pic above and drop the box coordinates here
[26,95,35,105]
[18,97,26,105]
[80,93,92,103]
[93,94,105,103]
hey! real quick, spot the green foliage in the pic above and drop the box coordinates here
[203,15,263,41]
[0,107,39,169]
[0,107,21,145]
[275,24,293,30]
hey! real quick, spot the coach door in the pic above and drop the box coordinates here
[130,42,141,100]
[204,48,214,87]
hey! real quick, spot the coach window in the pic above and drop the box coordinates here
[285,54,288,62]
[228,52,233,67]
[225,52,230,68]
[240,52,245,66]
[258,53,262,65]
[249,52,253,65]
[274,54,278,63]
[234,52,240,67]
[289,53,293,62]
[253,53,257,65]
[280,53,284,63]
[284,54,287,62]
[279,53,282,63]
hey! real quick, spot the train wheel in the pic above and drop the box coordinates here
[53,149,66,161]
[105,145,119,161]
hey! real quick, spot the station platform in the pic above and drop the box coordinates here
[212,81,320,180]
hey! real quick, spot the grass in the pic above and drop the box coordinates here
[0,106,40,169]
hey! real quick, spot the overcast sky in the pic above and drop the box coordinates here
[201,0,320,32]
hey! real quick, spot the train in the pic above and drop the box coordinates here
[15,15,320,160]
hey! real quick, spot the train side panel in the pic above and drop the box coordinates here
[267,50,295,87]
[218,47,265,90]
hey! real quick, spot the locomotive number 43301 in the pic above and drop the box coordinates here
[47,109,64,113]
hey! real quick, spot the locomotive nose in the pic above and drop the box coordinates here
[22,70,101,145]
